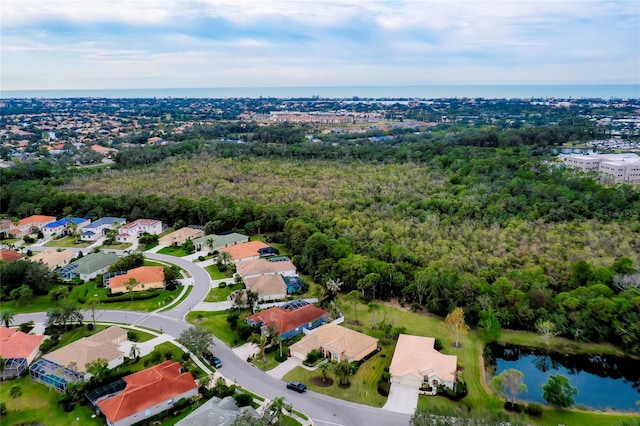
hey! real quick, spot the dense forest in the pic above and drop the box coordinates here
[2,130,639,354]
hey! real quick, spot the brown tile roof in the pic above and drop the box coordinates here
[44,325,126,372]
[0,249,25,263]
[0,327,45,359]
[235,258,296,277]
[98,361,198,423]
[158,227,203,245]
[289,323,378,362]
[389,334,457,383]
[220,241,269,262]
[18,215,56,226]
[244,275,287,298]
[109,266,165,290]
[246,304,328,335]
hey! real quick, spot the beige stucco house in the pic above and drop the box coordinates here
[389,334,457,391]
[290,323,378,362]
[158,227,204,247]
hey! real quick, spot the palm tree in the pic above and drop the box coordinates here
[125,277,139,302]
[129,343,140,361]
[321,278,343,306]
[267,396,292,426]
[9,385,22,411]
[333,359,357,386]
[205,237,215,254]
[0,309,16,328]
[249,331,269,363]
[319,361,330,383]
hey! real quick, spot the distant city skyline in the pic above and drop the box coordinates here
[2,0,639,91]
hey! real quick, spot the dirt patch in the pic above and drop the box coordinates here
[309,376,334,387]
[338,382,352,389]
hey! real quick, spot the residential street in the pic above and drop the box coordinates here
[14,248,412,426]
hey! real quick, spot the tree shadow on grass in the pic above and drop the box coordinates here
[309,377,334,387]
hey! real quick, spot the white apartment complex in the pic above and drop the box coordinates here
[564,154,640,184]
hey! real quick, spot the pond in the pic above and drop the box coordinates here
[484,343,640,411]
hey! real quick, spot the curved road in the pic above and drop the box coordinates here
[15,251,411,426]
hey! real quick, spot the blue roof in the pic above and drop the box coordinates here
[44,217,87,228]
[84,217,125,230]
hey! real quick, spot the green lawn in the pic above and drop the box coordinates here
[252,345,290,371]
[2,280,184,314]
[157,246,190,257]
[204,284,243,302]
[99,242,132,250]
[204,264,235,280]
[43,236,91,248]
[0,375,102,426]
[185,311,242,347]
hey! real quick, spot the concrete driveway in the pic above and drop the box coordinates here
[382,383,418,414]
[266,356,303,379]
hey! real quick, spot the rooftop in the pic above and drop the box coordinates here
[220,241,269,261]
[0,327,45,359]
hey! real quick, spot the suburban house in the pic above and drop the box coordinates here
[290,323,378,363]
[158,227,204,247]
[235,258,297,280]
[246,300,328,339]
[244,275,287,301]
[108,266,165,294]
[58,252,119,281]
[116,219,163,243]
[8,215,56,238]
[97,360,198,426]
[192,232,249,252]
[176,395,259,426]
[0,326,45,379]
[90,144,118,158]
[221,241,269,263]
[29,249,75,271]
[31,326,127,391]
[81,217,126,241]
[0,249,25,263]
[42,217,91,237]
[389,334,458,393]
[0,219,12,239]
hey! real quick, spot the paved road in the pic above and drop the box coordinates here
[15,250,412,426]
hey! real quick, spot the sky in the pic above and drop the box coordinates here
[1,0,639,90]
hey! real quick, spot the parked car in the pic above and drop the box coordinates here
[286,381,307,393]
[203,350,222,368]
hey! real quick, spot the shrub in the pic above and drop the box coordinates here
[526,402,543,417]
[233,393,253,407]
[40,336,60,353]
[164,350,173,360]
[198,256,205,261]
[87,323,94,331]
[434,338,444,351]
[19,321,34,333]
[304,349,323,365]
[127,330,139,342]
[410,302,422,312]
[182,352,190,361]
[150,350,162,363]
[377,381,391,396]
[218,264,228,272]
[275,354,288,362]
[219,282,227,289]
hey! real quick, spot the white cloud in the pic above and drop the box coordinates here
[1,0,638,89]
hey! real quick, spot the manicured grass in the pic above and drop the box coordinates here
[43,236,91,248]
[497,329,635,358]
[252,345,289,371]
[0,375,102,426]
[204,284,243,302]
[157,246,190,257]
[185,311,241,347]
[100,242,132,250]
[204,264,235,280]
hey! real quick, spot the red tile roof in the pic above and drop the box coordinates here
[109,266,164,289]
[221,241,269,262]
[97,361,197,423]
[246,304,328,335]
[17,215,56,227]
[0,249,25,263]
[0,327,45,359]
